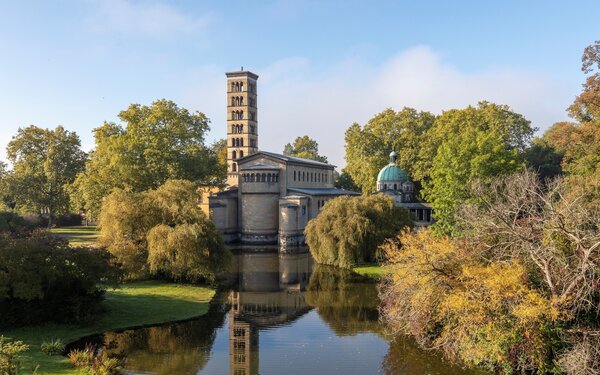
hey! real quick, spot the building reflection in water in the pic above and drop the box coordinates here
[227,249,313,375]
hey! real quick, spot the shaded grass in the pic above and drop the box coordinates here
[50,226,99,246]
[353,264,386,279]
[3,280,215,374]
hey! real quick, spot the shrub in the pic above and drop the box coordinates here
[0,232,121,328]
[55,213,83,226]
[305,194,412,268]
[379,228,563,373]
[68,345,122,375]
[40,339,65,356]
[68,345,95,368]
[0,336,29,375]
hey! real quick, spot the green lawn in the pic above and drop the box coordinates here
[3,281,215,374]
[353,263,386,279]
[50,226,99,246]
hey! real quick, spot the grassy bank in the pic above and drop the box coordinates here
[353,264,386,279]
[49,226,99,246]
[3,281,215,374]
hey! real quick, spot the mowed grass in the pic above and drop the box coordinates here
[353,264,386,279]
[50,226,99,246]
[3,281,215,375]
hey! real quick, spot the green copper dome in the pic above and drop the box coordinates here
[377,151,409,182]
[377,164,409,182]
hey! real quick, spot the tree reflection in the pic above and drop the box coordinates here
[381,337,488,375]
[305,264,382,336]
[100,300,227,375]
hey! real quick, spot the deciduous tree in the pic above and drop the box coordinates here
[72,99,223,219]
[283,135,328,163]
[6,125,85,227]
[344,108,435,193]
[422,102,533,235]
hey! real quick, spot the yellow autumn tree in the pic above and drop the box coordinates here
[379,228,563,373]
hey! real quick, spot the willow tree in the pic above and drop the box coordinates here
[305,194,412,268]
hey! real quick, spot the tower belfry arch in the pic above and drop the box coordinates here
[226,69,259,186]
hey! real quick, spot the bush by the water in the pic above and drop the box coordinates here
[305,194,412,269]
[99,179,229,282]
[0,231,120,328]
[379,171,600,374]
[0,336,29,375]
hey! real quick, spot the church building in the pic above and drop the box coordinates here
[209,70,359,247]
[375,151,434,227]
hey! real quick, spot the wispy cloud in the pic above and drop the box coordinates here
[251,46,571,167]
[85,0,214,38]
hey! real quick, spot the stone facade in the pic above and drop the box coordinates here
[210,70,359,247]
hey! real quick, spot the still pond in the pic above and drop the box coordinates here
[69,248,486,375]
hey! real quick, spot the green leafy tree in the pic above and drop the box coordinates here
[283,135,328,163]
[421,102,533,235]
[6,125,85,227]
[344,108,435,194]
[72,99,223,220]
[333,168,359,191]
[305,194,412,269]
[523,137,563,181]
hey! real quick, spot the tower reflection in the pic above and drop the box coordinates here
[227,250,313,375]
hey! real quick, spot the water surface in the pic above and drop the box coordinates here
[73,250,485,375]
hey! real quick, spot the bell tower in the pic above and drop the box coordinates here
[226,69,259,187]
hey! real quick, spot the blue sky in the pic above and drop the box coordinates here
[0,0,598,167]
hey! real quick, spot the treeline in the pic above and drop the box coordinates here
[0,222,119,328]
[0,100,231,329]
[375,41,600,374]
[0,99,227,224]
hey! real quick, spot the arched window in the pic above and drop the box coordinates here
[267,174,272,183]
[232,163,237,172]
[302,171,305,181]
[240,125,243,133]
[240,82,244,91]
[262,173,266,182]
[384,184,387,190]
[239,150,244,158]
[240,111,244,119]
[240,97,244,105]
[231,83,235,92]
[275,174,279,182]
[231,138,235,147]
[240,138,244,147]
[232,150,237,159]
[294,170,296,181]
[250,173,255,182]
[318,174,321,183]
[394,183,397,190]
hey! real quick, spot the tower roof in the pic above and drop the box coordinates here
[226,70,259,79]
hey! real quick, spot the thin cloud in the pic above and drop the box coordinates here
[251,46,572,168]
[86,0,213,38]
